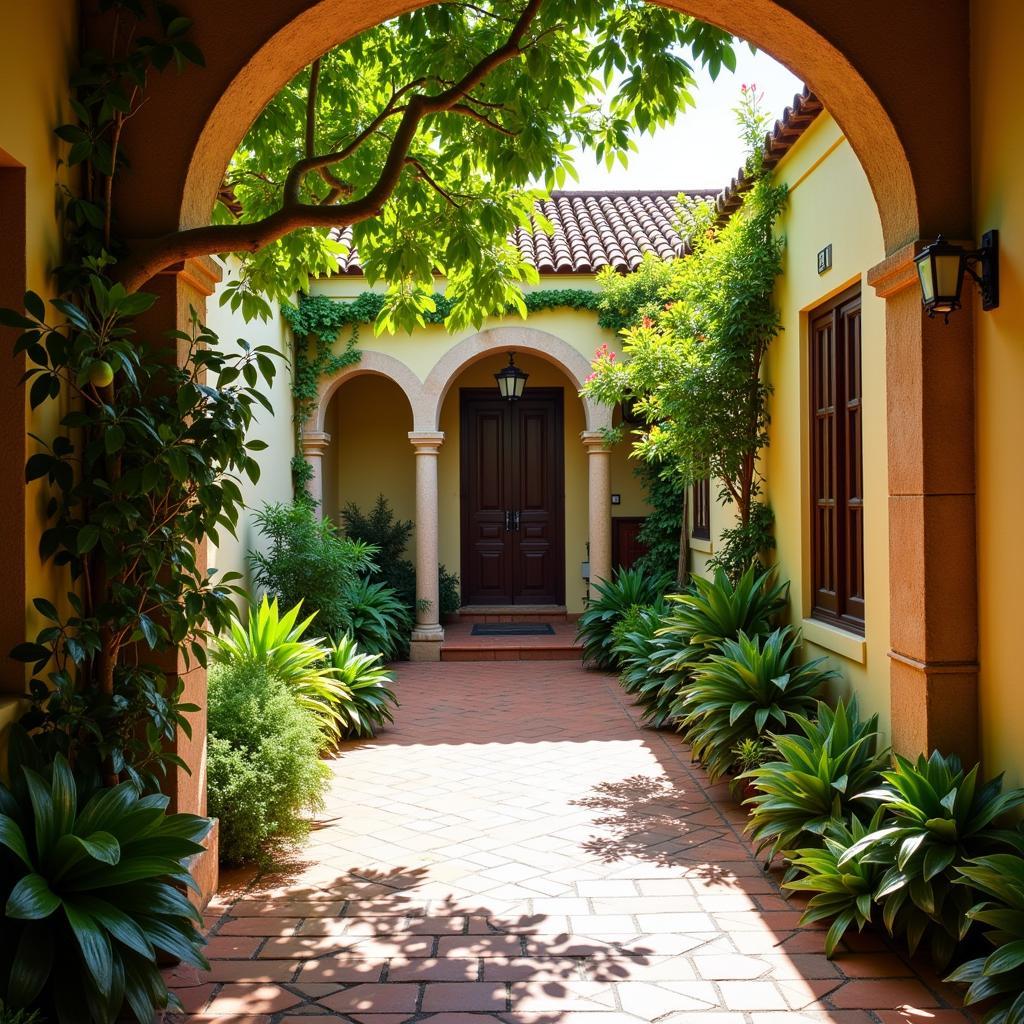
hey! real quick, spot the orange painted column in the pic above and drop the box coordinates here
[869,243,979,764]
[136,254,223,904]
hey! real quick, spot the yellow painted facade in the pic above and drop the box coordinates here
[762,112,891,736]
[972,0,1024,788]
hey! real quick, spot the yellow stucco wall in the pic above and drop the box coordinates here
[706,113,891,737]
[972,0,1024,788]
[206,273,297,594]
[0,0,76,705]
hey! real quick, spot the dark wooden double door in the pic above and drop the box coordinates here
[460,389,565,605]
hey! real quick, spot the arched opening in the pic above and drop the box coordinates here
[321,373,416,543]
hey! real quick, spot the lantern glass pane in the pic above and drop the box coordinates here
[917,258,935,303]
[935,252,963,300]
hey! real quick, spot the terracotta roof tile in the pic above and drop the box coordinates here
[331,87,822,277]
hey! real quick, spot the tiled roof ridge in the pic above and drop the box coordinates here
[331,86,822,276]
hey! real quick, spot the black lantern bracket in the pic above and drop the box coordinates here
[968,230,1000,312]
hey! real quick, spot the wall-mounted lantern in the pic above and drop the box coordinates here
[914,230,999,323]
[495,352,528,401]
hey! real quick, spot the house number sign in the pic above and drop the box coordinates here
[817,244,833,275]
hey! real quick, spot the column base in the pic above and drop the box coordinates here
[410,625,445,662]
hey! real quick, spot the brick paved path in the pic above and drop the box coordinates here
[172,662,973,1023]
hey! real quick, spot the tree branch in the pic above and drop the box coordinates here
[305,58,321,160]
[450,102,519,136]
[118,0,545,291]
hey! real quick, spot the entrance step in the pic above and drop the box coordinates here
[456,605,573,623]
[440,619,582,662]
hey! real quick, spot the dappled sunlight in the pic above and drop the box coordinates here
[166,663,973,1021]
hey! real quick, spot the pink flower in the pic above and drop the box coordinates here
[585,372,596,382]
[642,315,654,329]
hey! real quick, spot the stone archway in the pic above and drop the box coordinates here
[99,0,979,849]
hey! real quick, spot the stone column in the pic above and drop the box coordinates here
[408,431,445,661]
[868,242,979,763]
[582,431,612,591]
[301,430,331,510]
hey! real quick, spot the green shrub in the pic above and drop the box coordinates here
[784,809,888,957]
[677,627,837,782]
[250,501,376,640]
[657,564,788,679]
[212,597,351,737]
[342,578,413,660]
[733,737,771,773]
[840,751,1024,968]
[577,566,674,670]
[207,663,331,865]
[328,636,400,738]
[341,496,461,618]
[612,597,681,728]
[742,697,889,868]
[0,733,210,1023]
[946,851,1024,1024]
[708,500,777,583]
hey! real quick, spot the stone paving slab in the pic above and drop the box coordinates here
[168,661,977,1022]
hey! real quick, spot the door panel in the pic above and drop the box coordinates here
[460,389,565,605]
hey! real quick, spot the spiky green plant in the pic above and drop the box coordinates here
[576,567,673,670]
[742,697,889,868]
[327,636,400,738]
[341,577,413,661]
[212,597,349,734]
[946,850,1024,1024]
[784,809,888,957]
[677,627,837,782]
[0,737,210,1023]
[612,597,681,728]
[841,751,1024,969]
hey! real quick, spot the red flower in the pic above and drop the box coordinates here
[641,315,654,329]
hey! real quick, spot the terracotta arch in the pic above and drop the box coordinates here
[421,327,611,433]
[312,349,424,432]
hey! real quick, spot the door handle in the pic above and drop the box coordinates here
[504,510,513,532]
[513,510,520,531]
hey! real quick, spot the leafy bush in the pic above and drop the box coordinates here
[250,501,376,640]
[0,735,210,1023]
[577,566,674,670]
[784,809,888,957]
[677,627,837,782]
[212,598,351,736]
[839,752,1024,968]
[327,636,400,738]
[341,578,413,661]
[708,500,777,583]
[341,496,461,618]
[742,697,889,867]
[733,737,771,773]
[946,851,1024,1024]
[612,597,681,728]
[207,663,331,865]
[631,459,686,582]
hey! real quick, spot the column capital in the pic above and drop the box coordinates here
[408,430,445,453]
[580,430,611,452]
[157,253,223,298]
[301,430,331,456]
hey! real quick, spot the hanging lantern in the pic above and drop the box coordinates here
[495,352,528,401]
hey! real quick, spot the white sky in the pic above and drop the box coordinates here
[566,47,804,193]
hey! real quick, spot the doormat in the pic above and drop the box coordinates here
[471,623,556,636]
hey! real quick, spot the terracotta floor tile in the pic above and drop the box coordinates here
[186,663,964,1023]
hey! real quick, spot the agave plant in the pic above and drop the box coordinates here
[784,809,888,957]
[946,850,1024,1024]
[657,565,789,673]
[212,597,350,734]
[742,697,889,868]
[0,735,210,1023]
[328,635,400,738]
[841,751,1024,969]
[612,597,682,728]
[677,626,837,782]
[342,577,413,660]
[576,566,673,671]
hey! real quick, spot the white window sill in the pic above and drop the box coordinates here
[689,536,713,554]
[800,617,867,664]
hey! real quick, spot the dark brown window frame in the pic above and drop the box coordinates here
[692,478,711,540]
[809,284,865,635]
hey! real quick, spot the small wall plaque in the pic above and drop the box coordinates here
[817,244,833,275]
[611,493,621,505]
